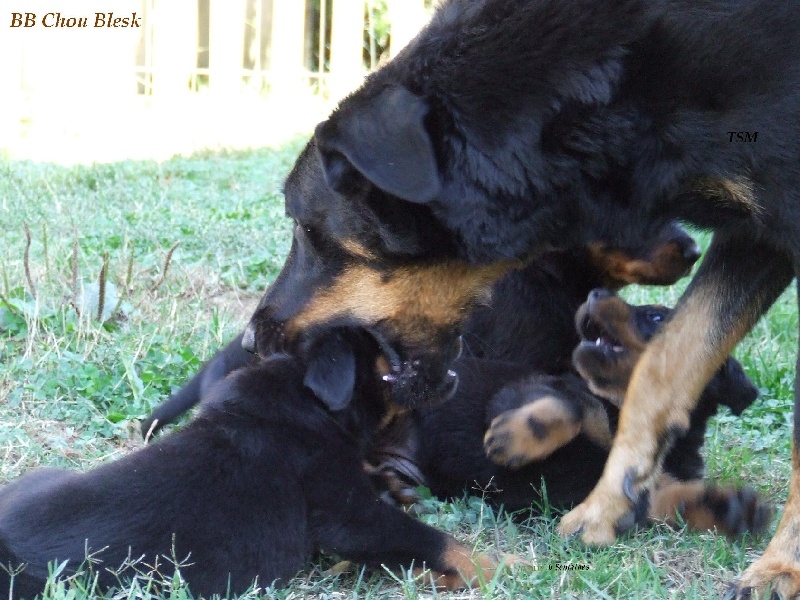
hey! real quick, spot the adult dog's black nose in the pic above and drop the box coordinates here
[588,288,613,303]
[681,239,702,263]
[241,324,257,354]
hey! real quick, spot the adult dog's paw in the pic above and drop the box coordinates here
[558,483,640,545]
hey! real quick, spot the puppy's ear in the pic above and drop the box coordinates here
[705,357,759,416]
[303,332,357,411]
[315,85,441,204]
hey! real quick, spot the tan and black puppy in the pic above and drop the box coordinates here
[0,328,515,600]
[386,291,768,539]
[480,290,767,538]
[483,290,678,462]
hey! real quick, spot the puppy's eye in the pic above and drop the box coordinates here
[646,311,664,324]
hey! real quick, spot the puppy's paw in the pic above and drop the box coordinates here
[484,396,581,468]
[424,542,527,590]
[726,502,800,599]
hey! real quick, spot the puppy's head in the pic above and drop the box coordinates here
[572,289,666,405]
[300,326,458,428]
[572,289,758,414]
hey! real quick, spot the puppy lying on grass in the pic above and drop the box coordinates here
[375,291,770,537]
[0,327,516,599]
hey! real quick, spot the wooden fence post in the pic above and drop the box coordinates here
[329,0,365,102]
[0,23,25,142]
[209,0,246,95]
[152,0,197,97]
[388,0,427,58]
[270,0,306,97]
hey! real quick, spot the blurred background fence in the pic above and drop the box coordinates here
[0,0,434,162]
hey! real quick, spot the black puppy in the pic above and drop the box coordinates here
[375,291,767,538]
[0,328,510,599]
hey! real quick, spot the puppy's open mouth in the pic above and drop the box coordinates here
[579,315,626,356]
[368,327,461,406]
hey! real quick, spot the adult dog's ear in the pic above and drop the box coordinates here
[303,331,357,411]
[314,85,441,203]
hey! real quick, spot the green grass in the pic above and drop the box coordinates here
[0,143,796,599]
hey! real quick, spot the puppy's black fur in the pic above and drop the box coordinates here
[368,289,769,537]
[140,333,251,438]
[400,297,759,513]
[0,329,501,599]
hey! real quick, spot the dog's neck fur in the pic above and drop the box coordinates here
[366,0,798,264]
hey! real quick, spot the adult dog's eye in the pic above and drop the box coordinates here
[298,224,326,249]
[646,311,664,324]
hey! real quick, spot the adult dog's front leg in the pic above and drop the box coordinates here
[559,233,793,544]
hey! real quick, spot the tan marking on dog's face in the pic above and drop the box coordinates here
[341,239,377,261]
[572,296,655,406]
[286,260,513,345]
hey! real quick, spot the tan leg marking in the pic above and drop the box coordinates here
[560,285,750,544]
[484,396,582,467]
[411,539,525,590]
[580,397,614,450]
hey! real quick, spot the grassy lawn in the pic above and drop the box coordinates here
[0,141,796,599]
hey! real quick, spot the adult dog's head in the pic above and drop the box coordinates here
[243,140,508,407]
[244,0,709,407]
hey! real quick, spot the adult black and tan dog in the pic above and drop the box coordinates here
[0,328,511,599]
[240,1,800,595]
[141,221,699,438]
